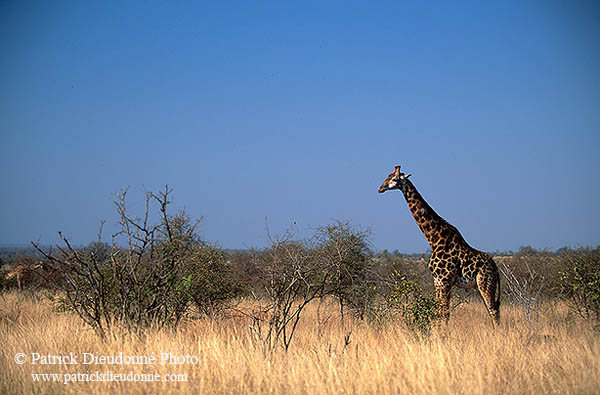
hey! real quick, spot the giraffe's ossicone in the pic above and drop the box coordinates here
[379,165,500,324]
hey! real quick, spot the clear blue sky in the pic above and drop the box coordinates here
[1,1,599,252]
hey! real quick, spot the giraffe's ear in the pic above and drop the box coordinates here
[403,173,412,179]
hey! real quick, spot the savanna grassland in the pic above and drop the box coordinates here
[2,193,598,394]
[1,290,598,395]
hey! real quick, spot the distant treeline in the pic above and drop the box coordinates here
[0,246,46,265]
[1,244,594,268]
[357,244,591,259]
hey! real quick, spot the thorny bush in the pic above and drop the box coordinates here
[32,186,239,338]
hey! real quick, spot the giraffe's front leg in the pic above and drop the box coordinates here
[434,278,452,323]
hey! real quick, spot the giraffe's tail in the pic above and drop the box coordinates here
[493,260,501,322]
[495,267,501,309]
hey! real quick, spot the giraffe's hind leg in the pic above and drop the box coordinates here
[476,261,501,324]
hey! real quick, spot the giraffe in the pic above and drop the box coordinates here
[5,262,43,290]
[378,165,500,323]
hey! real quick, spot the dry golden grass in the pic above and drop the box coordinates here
[1,291,598,394]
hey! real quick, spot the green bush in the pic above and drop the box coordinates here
[366,271,438,335]
[387,272,439,334]
[558,247,600,324]
[183,242,241,317]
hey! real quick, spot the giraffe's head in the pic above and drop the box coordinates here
[378,165,411,193]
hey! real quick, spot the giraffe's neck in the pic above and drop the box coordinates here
[400,180,449,248]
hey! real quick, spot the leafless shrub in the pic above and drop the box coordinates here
[249,224,327,352]
[32,186,238,338]
[498,257,545,328]
[247,221,373,352]
[312,221,372,324]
